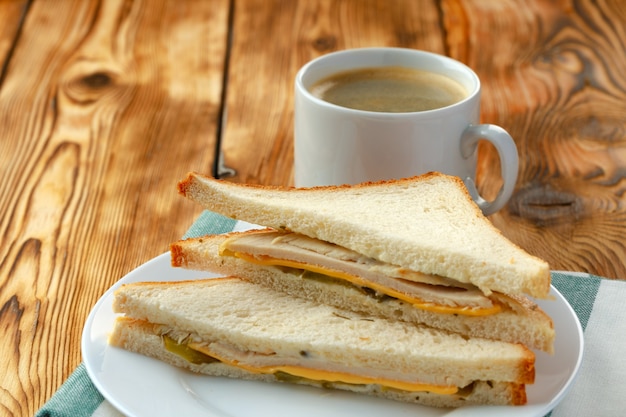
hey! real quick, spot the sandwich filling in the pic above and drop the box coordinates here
[220,230,513,316]
[160,329,460,395]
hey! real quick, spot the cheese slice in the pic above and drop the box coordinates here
[187,342,458,395]
[230,251,501,317]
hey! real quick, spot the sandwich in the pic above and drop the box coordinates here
[172,171,555,353]
[110,277,535,407]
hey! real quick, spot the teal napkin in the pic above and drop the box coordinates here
[37,210,626,417]
[35,363,103,417]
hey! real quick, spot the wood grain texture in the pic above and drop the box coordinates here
[220,0,446,185]
[221,0,626,278]
[443,0,626,278]
[0,0,29,70]
[0,0,229,414]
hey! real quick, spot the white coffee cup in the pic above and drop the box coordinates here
[294,47,518,215]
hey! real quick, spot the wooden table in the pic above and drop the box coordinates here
[1,0,625,415]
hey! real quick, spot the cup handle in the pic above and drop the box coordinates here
[460,124,519,216]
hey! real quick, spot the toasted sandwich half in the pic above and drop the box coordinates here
[175,172,555,352]
[110,277,534,407]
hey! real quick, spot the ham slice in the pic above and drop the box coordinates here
[221,230,500,311]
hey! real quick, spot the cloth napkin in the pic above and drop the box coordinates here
[36,210,626,417]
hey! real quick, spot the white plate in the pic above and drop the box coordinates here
[82,253,583,417]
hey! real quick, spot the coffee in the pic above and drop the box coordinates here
[309,66,467,112]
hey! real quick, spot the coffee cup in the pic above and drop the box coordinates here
[294,47,518,215]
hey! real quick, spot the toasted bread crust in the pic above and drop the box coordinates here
[178,171,460,194]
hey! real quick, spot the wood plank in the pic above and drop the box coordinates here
[442,0,626,278]
[220,0,446,185]
[0,0,30,70]
[222,0,626,279]
[0,0,229,413]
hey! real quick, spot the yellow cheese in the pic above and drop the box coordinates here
[187,342,458,395]
[230,252,500,317]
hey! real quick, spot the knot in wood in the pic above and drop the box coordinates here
[508,183,584,226]
[81,71,113,89]
[312,35,337,52]
[63,65,122,104]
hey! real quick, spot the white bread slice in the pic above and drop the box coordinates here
[110,277,533,407]
[170,233,555,353]
[111,317,528,408]
[177,172,551,298]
